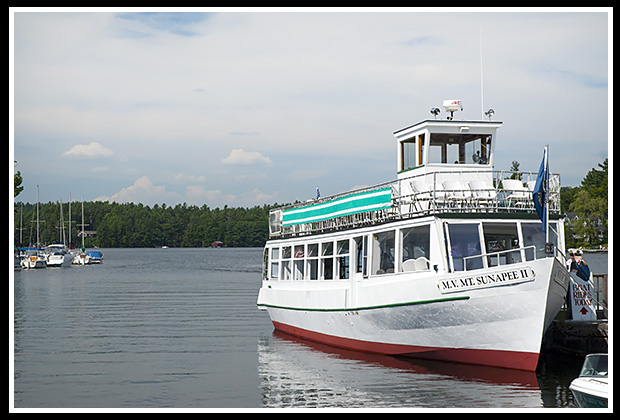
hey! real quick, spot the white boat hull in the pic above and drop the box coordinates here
[46,253,73,267]
[72,253,91,265]
[21,257,47,269]
[258,257,570,371]
[570,377,609,408]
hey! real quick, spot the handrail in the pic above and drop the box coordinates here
[462,245,537,271]
[269,169,561,238]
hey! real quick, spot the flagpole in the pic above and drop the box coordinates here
[544,144,549,245]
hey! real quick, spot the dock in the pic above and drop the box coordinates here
[542,274,608,356]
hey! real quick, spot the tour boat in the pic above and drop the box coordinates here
[257,100,571,371]
[569,353,608,408]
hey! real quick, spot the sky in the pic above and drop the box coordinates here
[10,8,611,209]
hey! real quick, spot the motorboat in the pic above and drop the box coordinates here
[569,353,608,408]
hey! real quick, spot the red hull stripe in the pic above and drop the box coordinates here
[272,321,540,371]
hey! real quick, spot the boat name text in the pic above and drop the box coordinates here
[438,267,535,294]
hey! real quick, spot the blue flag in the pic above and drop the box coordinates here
[532,147,548,232]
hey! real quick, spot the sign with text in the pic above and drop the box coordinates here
[569,275,597,321]
[438,266,536,294]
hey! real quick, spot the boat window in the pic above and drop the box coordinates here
[282,246,291,259]
[401,225,430,272]
[579,354,608,377]
[337,239,349,280]
[521,222,558,260]
[293,245,304,280]
[447,223,483,271]
[263,248,269,280]
[294,245,304,258]
[354,235,368,277]
[307,243,318,257]
[281,260,291,280]
[321,241,334,280]
[269,247,279,280]
[428,133,492,165]
[372,231,395,275]
[482,223,521,267]
[400,134,425,171]
[307,243,318,280]
[401,140,417,171]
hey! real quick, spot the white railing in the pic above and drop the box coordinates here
[270,170,561,238]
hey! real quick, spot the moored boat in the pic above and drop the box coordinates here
[45,244,73,267]
[257,100,571,371]
[20,247,47,269]
[569,353,608,408]
[86,250,103,263]
[72,197,91,265]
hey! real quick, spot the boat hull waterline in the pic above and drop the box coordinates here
[258,257,570,371]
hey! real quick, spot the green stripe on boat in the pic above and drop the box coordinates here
[282,188,392,226]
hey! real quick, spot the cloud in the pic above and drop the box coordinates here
[62,142,114,158]
[174,173,206,183]
[94,176,182,205]
[221,149,272,166]
[185,185,275,208]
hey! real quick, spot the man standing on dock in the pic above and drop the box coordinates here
[569,249,591,282]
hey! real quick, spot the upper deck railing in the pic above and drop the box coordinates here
[269,169,561,239]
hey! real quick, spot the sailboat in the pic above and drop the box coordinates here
[72,197,91,265]
[45,199,73,267]
[20,185,47,269]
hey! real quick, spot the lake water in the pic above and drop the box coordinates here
[12,248,608,410]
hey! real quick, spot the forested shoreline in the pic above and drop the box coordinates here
[13,201,277,249]
[13,158,608,250]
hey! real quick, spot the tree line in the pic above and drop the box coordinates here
[560,158,608,248]
[13,201,277,249]
[13,158,608,250]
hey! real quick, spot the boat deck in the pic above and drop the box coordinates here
[269,169,561,239]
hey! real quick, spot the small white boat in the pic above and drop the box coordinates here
[72,197,91,265]
[20,248,47,269]
[72,248,92,265]
[20,185,47,269]
[45,244,73,267]
[569,353,608,408]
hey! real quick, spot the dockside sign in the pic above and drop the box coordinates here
[438,267,535,294]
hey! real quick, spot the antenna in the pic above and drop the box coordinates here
[480,28,484,120]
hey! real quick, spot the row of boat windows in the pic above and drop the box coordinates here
[263,220,559,281]
[263,225,431,282]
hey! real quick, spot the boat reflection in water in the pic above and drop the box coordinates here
[257,330,543,408]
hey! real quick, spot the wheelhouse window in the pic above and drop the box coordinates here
[372,231,395,275]
[428,133,492,165]
[401,225,430,272]
[400,133,424,171]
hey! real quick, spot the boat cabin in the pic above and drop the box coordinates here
[265,101,563,282]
